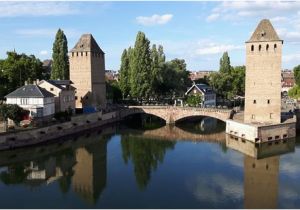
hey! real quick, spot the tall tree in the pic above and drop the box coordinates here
[219,52,231,74]
[130,31,152,99]
[51,29,69,80]
[119,49,130,98]
[293,65,300,86]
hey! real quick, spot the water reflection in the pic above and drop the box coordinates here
[226,135,296,209]
[121,134,175,189]
[0,126,113,206]
[0,118,298,208]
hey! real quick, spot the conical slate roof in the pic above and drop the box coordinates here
[70,34,104,54]
[247,19,282,43]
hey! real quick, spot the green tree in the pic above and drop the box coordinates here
[186,94,202,106]
[106,80,122,103]
[219,52,231,74]
[130,31,152,100]
[51,29,69,80]
[293,65,300,86]
[0,51,44,97]
[0,104,29,125]
[119,49,130,99]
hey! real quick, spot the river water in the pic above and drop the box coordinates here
[0,115,299,208]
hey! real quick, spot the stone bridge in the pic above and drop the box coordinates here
[119,106,234,124]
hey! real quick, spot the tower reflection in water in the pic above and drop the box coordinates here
[0,127,111,205]
[226,135,295,209]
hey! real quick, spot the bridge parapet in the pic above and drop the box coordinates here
[121,106,234,124]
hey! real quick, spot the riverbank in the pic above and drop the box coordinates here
[0,110,119,151]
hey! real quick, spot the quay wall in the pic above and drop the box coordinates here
[0,111,118,150]
[226,119,296,142]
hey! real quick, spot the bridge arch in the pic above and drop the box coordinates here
[120,106,234,124]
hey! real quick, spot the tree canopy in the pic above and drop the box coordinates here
[51,29,69,80]
[118,31,191,101]
[0,51,44,99]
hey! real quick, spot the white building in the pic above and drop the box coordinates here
[185,83,216,107]
[5,84,55,118]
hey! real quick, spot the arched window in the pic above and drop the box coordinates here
[76,52,78,56]
[259,45,262,51]
[266,44,269,51]
[81,52,83,56]
[251,45,254,51]
[274,44,277,50]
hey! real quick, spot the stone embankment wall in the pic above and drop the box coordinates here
[226,119,296,142]
[0,111,118,151]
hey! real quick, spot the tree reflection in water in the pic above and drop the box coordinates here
[121,135,175,190]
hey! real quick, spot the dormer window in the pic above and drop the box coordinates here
[261,30,266,37]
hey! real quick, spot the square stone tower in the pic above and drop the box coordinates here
[244,19,283,124]
[69,34,106,109]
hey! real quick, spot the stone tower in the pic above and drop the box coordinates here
[69,34,106,109]
[244,19,283,124]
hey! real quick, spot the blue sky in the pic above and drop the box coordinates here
[0,1,300,71]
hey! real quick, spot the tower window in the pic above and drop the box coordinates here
[270,113,273,119]
[86,52,88,56]
[267,99,270,104]
[253,100,256,104]
[76,52,78,56]
[72,52,74,57]
[274,44,277,50]
[251,45,254,51]
[266,44,269,51]
[259,45,262,51]
[81,52,83,56]
[252,114,255,119]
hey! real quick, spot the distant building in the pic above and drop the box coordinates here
[185,83,216,107]
[105,70,119,81]
[38,80,76,113]
[69,34,106,109]
[281,69,295,95]
[5,84,55,118]
[189,71,214,81]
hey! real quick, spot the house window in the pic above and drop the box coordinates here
[21,98,28,105]
[75,96,78,100]
[253,100,256,104]
[251,45,254,51]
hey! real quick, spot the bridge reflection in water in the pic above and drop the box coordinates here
[0,119,296,208]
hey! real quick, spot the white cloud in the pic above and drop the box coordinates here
[136,14,173,26]
[206,13,220,22]
[196,43,243,55]
[0,2,79,17]
[206,1,300,22]
[39,50,48,56]
[15,28,81,38]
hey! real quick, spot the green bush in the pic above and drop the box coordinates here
[186,94,202,107]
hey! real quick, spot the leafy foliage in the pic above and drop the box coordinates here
[118,31,191,101]
[186,94,202,106]
[0,104,29,124]
[209,52,245,100]
[293,65,300,86]
[106,80,122,103]
[51,29,69,80]
[0,51,44,98]
[288,85,300,99]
